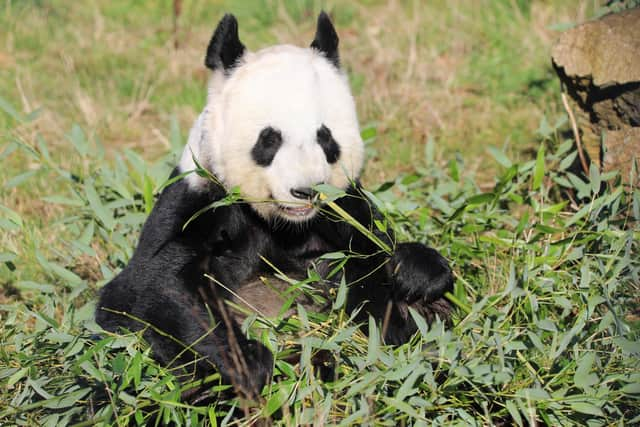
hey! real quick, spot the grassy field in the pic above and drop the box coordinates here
[1,0,639,425]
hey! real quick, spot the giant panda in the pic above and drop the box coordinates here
[96,12,454,399]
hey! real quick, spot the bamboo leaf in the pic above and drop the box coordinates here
[532,144,545,190]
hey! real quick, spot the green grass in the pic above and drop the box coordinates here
[1,1,639,425]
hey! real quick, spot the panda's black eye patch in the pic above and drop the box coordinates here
[316,124,340,164]
[252,126,283,167]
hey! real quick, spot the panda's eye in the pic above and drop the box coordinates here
[316,125,340,164]
[252,126,283,167]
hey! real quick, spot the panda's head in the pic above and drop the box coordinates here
[182,13,364,223]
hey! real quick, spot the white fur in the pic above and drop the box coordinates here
[179,45,364,221]
[179,110,209,188]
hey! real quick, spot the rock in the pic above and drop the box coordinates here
[552,7,640,188]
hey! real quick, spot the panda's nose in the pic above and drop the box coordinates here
[290,187,316,200]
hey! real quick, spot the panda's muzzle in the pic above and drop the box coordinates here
[277,187,320,219]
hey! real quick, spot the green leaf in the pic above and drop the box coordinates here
[424,136,435,164]
[208,406,218,427]
[409,307,428,338]
[263,384,291,417]
[566,202,591,227]
[449,159,459,182]
[381,396,423,419]
[534,223,562,234]
[467,192,495,206]
[516,388,550,401]
[622,383,640,394]
[396,365,426,401]
[4,170,38,189]
[0,95,23,121]
[143,173,154,214]
[505,400,523,427]
[554,114,568,130]
[333,276,347,310]
[85,182,114,230]
[0,252,17,264]
[574,352,598,390]
[42,195,84,206]
[169,115,183,152]
[47,261,83,287]
[487,146,512,168]
[367,315,380,364]
[42,388,91,409]
[559,151,577,171]
[532,144,545,190]
[14,281,55,293]
[0,141,17,162]
[515,210,529,235]
[374,218,387,233]
[614,338,640,354]
[27,378,53,400]
[124,148,147,179]
[401,173,420,186]
[589,163,601,194]
[297,303,309,329]
[567,172,590,198]
[541,201,568,214]
[7,367,28,387]
[68,124,88,157]
[536,115,553,139]
[79,361,105,381]
[315,183,346,202]
[569,402,604,417]
[79,220,95,246]
[320,252,346,260]
[135,410,145,425]
[536,319,557,332]
[0,204,24,228]
[360,125,377,142]
[129,351,143,389]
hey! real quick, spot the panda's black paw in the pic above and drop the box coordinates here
[382,242,454,343]
[227,339,274,400]
[388,242,454,304]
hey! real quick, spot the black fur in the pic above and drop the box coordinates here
[317,124,341,164]
[251,126,283,167]
[311,11,340,68]
[205,14,245,71]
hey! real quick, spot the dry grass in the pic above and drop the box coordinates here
[339,1,597,180]
[1,1,598,176]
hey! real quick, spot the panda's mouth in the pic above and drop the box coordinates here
[278,203,317,219]
[279,205,315,216]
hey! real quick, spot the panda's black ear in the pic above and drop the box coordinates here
[311,11,340,68]
[205,14,246,71]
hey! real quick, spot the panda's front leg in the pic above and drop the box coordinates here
[323,186,454,344]
[193,283,275,400]
[382,242,454,344]
[137,289,273,401]
[195,311,274,400]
